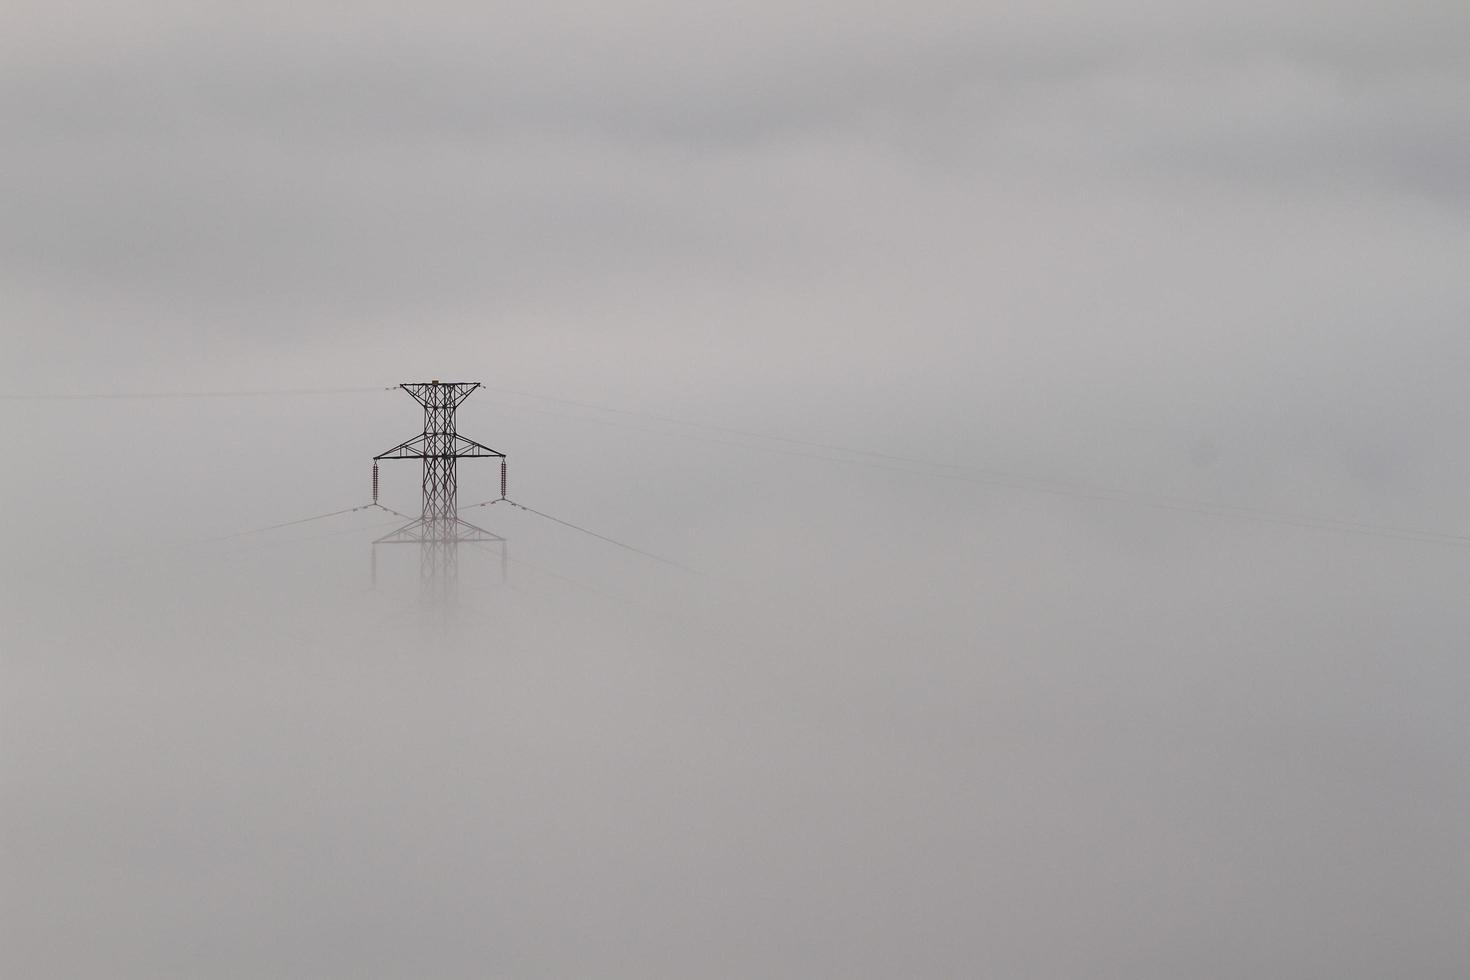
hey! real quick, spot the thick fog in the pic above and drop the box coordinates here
[3,2,1469,977]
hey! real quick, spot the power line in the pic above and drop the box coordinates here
[476,390,1470,551]
[371,502,416,522]
[211,517,406,554]
[0,385,392,401]
[467,539,646,609]
[467,496,696,571]
[19,375,1470,554]
[479,384,959,470]
[205,504,377,542]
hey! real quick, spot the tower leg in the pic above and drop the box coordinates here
[373,381,505,608]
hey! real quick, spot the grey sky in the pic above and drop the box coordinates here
[3,2,1469,978]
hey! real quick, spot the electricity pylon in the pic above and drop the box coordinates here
[372,381,506,605]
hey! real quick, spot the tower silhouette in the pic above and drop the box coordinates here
[372,381,505,605]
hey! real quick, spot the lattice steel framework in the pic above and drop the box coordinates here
[373,381,506,605]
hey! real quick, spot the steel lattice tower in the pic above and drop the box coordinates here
[373,381,506,605]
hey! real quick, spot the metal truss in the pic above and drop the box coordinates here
[372,381,507,604]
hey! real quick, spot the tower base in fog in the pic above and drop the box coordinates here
[372,381,507,605]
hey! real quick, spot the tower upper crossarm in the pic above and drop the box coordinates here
[373,433,429,460]
[374,433,504,460]
[451,434,505,458]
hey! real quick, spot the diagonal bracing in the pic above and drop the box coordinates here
[372,381,508,604]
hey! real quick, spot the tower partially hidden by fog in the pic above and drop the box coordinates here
[373,381,506,606]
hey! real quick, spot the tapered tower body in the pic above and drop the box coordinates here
[373,381,506,605]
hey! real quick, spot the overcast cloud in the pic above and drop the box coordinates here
[3,2,1469,978]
